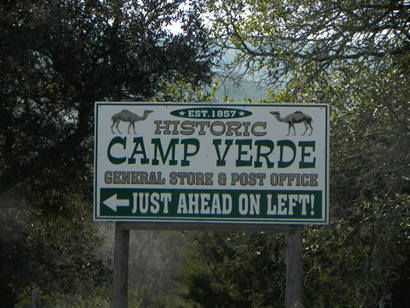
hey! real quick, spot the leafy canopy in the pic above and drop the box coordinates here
[0,0,215,306]
[206,0,409,82]
[180,1,409,307]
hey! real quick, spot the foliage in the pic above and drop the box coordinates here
[0,0,215,306]
[296,54,409,308]
[153,79,220,102]
[0,0,214,193]
[0,193,110,308]
[180,1,409,307]
[180,232,286,307]
[205,0,409,84]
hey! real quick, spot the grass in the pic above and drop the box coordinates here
[15,286,187,308]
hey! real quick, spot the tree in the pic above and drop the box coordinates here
[205,0,409,83]
[180,1,409,307]
[0,0,215,306]
[0,0,214,193]
[180,232,287,307]
[299,55,409,308]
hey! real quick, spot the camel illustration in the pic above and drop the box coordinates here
[270,111,313,136]
[111,109,153,134]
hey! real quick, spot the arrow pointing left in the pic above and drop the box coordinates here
[103,194,130,212]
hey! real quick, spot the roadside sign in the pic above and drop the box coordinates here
[94,102,329,224]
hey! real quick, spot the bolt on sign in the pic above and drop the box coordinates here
[94,102,329,225]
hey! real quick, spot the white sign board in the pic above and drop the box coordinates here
[94,102,329,224]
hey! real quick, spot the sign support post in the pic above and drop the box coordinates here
[112,223,129,308]
[285,226,304,308]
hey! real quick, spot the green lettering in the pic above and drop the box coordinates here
[151,138,178,165]
[181,138,200,166]
[128,137,149,164]
[278,139,296,168]
[235,139,253,167]
[213,139,233,166]
[107,136,126,165]
[299,141,316,168]
[254,139,274,168]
